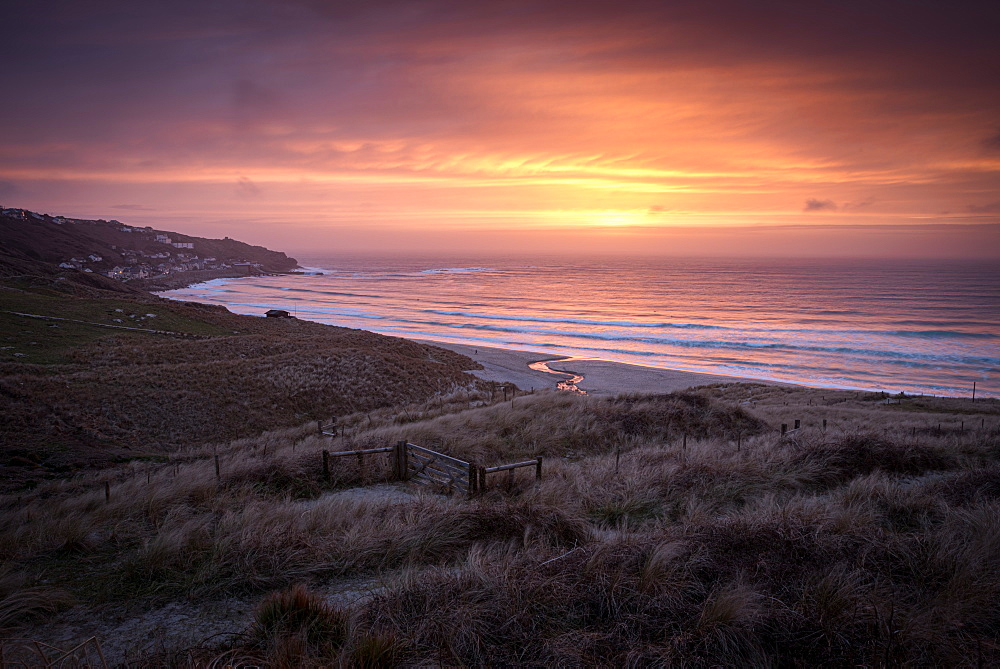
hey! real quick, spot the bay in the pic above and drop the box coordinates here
[161,255,1000,398]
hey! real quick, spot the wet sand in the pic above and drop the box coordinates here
[412,339,789,395]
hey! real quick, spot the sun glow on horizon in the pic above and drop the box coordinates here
[1,1,998,257]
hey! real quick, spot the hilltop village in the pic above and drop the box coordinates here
[0,208,298,284]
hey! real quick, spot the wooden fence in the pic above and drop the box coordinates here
[476,458,543,492]
[318,419,339,437]
[323,440,542,497]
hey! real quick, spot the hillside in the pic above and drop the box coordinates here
[2,386,998,666]
[0,251,484,491]
[0,208,298,285]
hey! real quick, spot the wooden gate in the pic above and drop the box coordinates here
[394,441,477,496]
[324,440,543,497]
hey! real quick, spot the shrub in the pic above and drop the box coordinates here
[253,584,349,648]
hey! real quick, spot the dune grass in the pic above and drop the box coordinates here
[2,386,998,666]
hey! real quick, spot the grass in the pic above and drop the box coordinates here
[0,281,485,490]
[2,385,999,666]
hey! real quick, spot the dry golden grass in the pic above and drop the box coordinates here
[1,285,486,490]
[2,385,999,666]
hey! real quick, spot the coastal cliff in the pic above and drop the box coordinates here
[0,208,298,286]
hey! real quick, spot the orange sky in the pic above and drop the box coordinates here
[2,0,999,257]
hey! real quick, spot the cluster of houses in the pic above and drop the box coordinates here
[100,231,235,280]
[52,228,240,280]
[102,252,232,281]
[3,208,48,221]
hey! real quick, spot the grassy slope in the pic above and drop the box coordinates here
[2,386,999,666]
[0,258,483,490]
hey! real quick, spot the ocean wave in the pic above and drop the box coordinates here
[434,322,1000,366]
[379,267,497,278]
[426,310,726,329]
[419,266,496,275]
[883,330,997,339]
[226,302,385,320]
[891,320,1000,328]
[425,311,998,341]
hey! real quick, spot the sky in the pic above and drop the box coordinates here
[2,0,999,257]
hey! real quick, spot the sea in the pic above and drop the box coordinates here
[160,255,1000,398]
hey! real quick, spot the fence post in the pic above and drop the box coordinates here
[322,450,330,482]
[357,452,365,479]
[535,456,543,481]
[395,441,407,480]
[794,419,800,430]
[104,481,110,504]
[822,419,827,432]
[396,439,410,481]
[468,462,478,497]
[214,454,220,480]
[781,424,787,436]
[317,420,323,436]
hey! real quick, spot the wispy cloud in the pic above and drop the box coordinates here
[236,176,261,198]
[804,198,837,212]
[110,204,155,211]
[967,201,1000,214]
[982,130,1000,153]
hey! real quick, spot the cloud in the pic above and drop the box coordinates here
[967,201,1000,214]
[982,130,1000,152]
[232,79,282,128]
[110,203,155,211]
[236,176,261,197]
[842,199,874,211]
[804,198,837,212]
[0,180,20,198]
[1,0,998,252]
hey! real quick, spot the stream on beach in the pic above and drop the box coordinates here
[528,359,587,393]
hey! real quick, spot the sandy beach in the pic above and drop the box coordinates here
[413,339,788,395]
